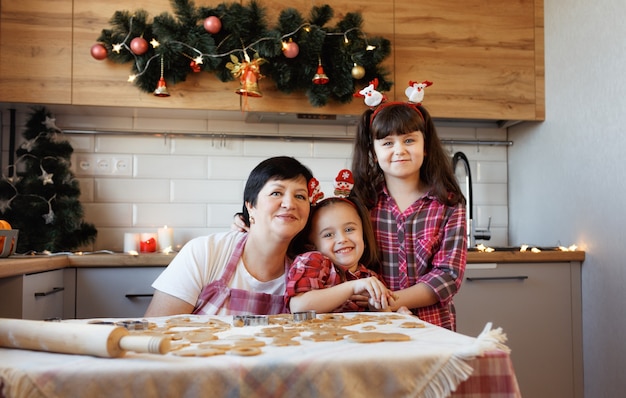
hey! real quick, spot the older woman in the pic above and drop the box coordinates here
[145,156,314,316]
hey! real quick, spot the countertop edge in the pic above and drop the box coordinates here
[0,251,586,279]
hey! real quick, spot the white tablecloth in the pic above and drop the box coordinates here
[0,313,519,398]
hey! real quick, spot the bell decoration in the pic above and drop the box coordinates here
[237,69,262,97]
[312,58,329,85]
[226,52,266,98]
[154,56,170,97]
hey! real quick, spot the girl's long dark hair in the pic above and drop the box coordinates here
[351,103,465,209]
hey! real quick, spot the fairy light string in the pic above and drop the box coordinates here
[93,2,392,106]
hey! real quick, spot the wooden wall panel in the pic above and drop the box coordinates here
[0,0,73,104]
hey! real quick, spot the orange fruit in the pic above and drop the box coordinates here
[0,220,13,254]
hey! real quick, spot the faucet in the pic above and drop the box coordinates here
[452,152,491,247]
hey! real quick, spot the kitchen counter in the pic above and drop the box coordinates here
[0,250,585,279]
[0,253,174,279]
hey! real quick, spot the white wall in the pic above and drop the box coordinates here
[1,106,508,253]
[508,0,626,395]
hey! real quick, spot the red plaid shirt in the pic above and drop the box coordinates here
[372,185,467,330]
[285,251,383,312]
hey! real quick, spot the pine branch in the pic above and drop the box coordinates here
[93,1,393,106]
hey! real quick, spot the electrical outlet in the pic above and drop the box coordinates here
[112,156,132,176]
[74,154,95,176]
[94,157,112,175]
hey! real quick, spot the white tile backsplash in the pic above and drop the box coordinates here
[133,203,207,228]
[242,139,313,157]
[94,179,171,202]
[1,107,510,251]
[171,180,243,203]
[135,155,208,179]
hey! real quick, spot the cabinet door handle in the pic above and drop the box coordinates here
[466,276,529,282]
[125,294,154,298]
[34,287,65,297]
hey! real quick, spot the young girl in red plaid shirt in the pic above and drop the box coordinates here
[285,191,394,313]
[351,102,467,330]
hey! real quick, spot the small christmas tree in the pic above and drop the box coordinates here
[0,107,97,253]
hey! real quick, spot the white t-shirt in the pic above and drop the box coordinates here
[152,231,285,309]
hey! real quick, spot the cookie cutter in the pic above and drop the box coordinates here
[292,310,316,322]
[233,315,269,327]
[87,320,150,330]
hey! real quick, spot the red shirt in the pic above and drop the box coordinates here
[285,251,382,312]
[372,185,467,330]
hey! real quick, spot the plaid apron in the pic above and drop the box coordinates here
[193,234,290,315]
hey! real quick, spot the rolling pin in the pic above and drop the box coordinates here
[0,318,170,358]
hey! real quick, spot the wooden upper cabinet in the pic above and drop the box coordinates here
[2,0,543,121]
[72,0,235,110]
[394,0,544,121]
[72,0,394,115]
[0,0,73,104]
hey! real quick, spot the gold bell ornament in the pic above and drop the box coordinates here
[154,56,170,97]
[312,58,329,85]
[236,69,262,97]
[226,51,265,98]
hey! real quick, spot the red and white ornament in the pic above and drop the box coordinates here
[354,78,386,107]
[308,178,324,205]
[333,169,354,198]
[203,16,222,34]
[90,43,108,60]
[130,37,149,55]
[405,80,433,105]
[282,39,299,58]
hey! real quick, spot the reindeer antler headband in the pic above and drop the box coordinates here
[355,79,433,127]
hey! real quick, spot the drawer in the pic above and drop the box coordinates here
[75,267,165,319]
[0,269,65,320]
[22,269,65,320]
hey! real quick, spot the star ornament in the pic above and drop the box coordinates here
[43,209,55,224]
[112,43,123,53]
[193,55,204,65]
[39,170,54,185]
[42,116,61,131]
[0,199,12,213]
[150,38,160,48]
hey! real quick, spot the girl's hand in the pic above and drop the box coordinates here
[351,277,395,310]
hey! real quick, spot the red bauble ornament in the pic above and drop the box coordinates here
[90,43,108,60]
[130,37,149,55]
[282,40,299,58]
[203,16,222,34]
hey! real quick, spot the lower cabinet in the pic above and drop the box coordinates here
[0,269,72,320]
[75,267,165,319]
[454,261,583,398]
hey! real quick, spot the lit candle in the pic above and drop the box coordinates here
[139,233,157,253]
[157,226,174,253]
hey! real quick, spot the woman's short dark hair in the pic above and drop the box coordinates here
[242,156,314,226]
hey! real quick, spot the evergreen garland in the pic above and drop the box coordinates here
[0,108,97,253]
[94,0,392,107]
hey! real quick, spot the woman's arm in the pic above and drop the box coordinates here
[145,290,195,317]
[387,282,438,312]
